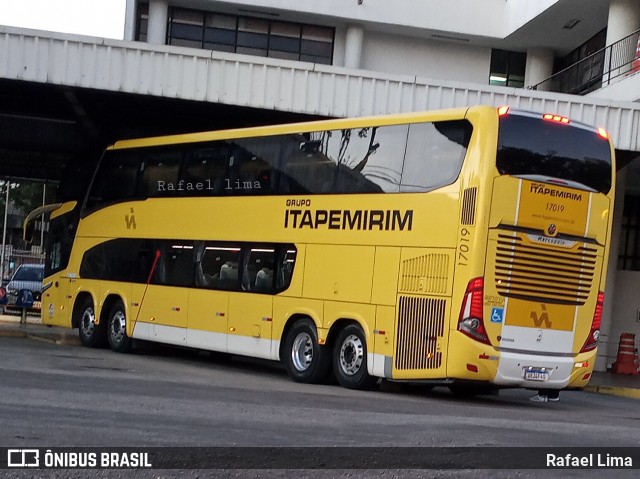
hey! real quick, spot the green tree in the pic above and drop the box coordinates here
[0,181,56,216]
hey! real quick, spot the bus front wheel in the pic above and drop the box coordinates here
[333,324,377,390]
[77,297,106,348]
[107,300,132,353]
[282,319,331,384]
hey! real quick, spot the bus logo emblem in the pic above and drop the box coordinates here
[546,224,557,237]
[125,208,137,230]
[530,304,552,328]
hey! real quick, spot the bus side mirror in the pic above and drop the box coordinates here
[23,221,35,244]
[22,203,63,243]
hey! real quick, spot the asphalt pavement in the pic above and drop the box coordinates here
[1,313,639,399]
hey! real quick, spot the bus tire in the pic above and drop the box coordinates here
[107,299,132,353]
[333,323,377,390]
[77,297,106,348]
[282,319,332,384]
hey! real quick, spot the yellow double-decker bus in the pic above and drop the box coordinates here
[37,105,614,393]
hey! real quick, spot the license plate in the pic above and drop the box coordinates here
[32,301,42,310]
[524,368,549,382]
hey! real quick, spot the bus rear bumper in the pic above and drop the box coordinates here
[493,350,595,389]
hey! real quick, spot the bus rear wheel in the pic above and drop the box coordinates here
[107,300,132,353]
[77,297,106,348]
[333,324,377,390]
[282,318,331,384]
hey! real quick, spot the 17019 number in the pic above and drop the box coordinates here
[458,227,471,267]
[546,202,564,213]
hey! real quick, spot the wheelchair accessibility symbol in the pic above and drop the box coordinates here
[490,307,504,323]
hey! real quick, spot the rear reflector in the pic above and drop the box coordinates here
[543,113,570,124]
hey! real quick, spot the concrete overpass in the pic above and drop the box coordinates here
[1,24,639,182]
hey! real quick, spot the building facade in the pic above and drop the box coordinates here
[124,0,640,99]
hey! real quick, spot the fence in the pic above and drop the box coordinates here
[530,29,640,95]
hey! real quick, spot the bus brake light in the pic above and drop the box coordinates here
[457,277,491,345]
[581,291,604,353]
[543,113,570,124]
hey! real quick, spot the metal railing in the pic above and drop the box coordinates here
[530,29,640,95]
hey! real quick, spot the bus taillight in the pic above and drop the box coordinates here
[497,106,510,116]
[597,127,609,140]
[581,291,604,353]
[457,277,491,345]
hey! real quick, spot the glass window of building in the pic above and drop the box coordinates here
[136,2,148,42]
[137,4,334,64]
[168,9,205,48]
[489,49,527,88]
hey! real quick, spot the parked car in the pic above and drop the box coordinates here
[3,264,44,315]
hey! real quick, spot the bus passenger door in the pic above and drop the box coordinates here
[226,246,277,359]
[227,292,273,359]
[44,275,73,327]
[185,242,241,353]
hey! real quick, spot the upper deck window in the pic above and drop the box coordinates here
[497,114,612,194]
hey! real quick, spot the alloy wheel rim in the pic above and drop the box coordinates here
[291,332,313,372]
[110,310,126,343]
[339,334,364,376]
[80,307,95,338]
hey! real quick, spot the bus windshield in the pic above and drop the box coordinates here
[496,114,612,194]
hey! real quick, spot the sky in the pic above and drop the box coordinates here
[0,0,126,39]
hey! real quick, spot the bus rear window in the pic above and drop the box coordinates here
[497,114,612,194]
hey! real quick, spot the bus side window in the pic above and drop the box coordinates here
[86,150,140,210]
[235,136,305,195]
[133,240,155,283]
[283,138,335,194]
[276,246,297,292]
[141,150,182,198]
[320,126,403,193]
[79,243,107,279]
[197,244,241,290]
[152,241,194,287]
[226,145,273,195]
[400,120,472,192]
[46,211,77,276]
[243,246,275,293]
[182,143,231,196]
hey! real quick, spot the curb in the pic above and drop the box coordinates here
[0,328,27,338]
[583,384,640,400]
[25,332,81,346]
[0,319,80,345]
